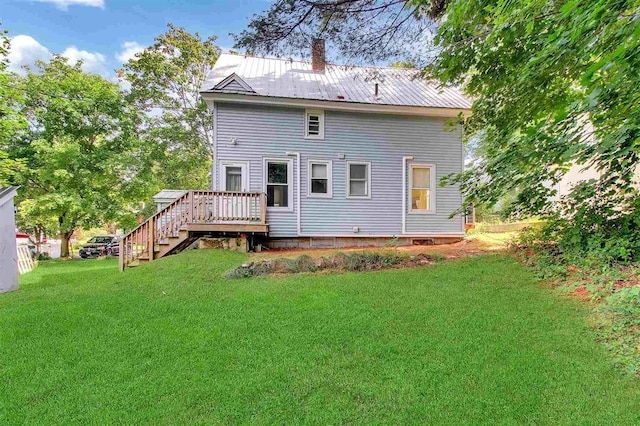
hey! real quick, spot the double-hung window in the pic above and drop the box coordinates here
[308,160,332,198]
[347,162,371,198]
[409,164,436,213]
[305,110,324,139]
[264,159,292,209]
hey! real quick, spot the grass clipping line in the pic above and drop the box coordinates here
[226,251,445,278]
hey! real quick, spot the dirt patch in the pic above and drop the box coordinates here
[572,285,592,301]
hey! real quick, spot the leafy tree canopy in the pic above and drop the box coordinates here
[123,24,220,190]
[235,0,446,65]
[238,0,640,218]
[5,56,150,256]
[433,0,640,217]
[0,24,28,185]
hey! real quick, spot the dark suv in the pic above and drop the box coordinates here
[79,235,120,258]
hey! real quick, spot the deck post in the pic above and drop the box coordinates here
[260,193,267,224]
[187,191,194,223]
[118,239,125,271]
[148,219,154,261]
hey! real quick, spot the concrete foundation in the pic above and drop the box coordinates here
[198,237,248,252]
[196,235,462,252]
[263,236,462,250]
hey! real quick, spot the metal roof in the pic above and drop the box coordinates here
[201,54,472,110]
[152,189,187,201]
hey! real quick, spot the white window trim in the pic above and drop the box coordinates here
[263,157,294,212]
[346,161,371,199]
[304,109,324,140]
[220,161,249,192]
[307,160,333,198]
[408,163,436,214]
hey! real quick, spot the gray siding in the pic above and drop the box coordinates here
[219,79,249,93]
[215,102,464,237]
[0,196,19,293]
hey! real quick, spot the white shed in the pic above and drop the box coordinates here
[0,187,19,293]
[152,189,187,212]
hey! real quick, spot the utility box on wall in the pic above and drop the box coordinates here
[0,187,19,294]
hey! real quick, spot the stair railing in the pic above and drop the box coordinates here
[120,191,267,271]
[119,191,190,271]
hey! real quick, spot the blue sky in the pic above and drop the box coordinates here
[2,0,269,77]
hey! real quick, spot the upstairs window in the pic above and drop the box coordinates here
[305,110,324,139]
[347,162,371,198]
[409,164,436,213]
[265,159,291,209]
[308,160,332,198]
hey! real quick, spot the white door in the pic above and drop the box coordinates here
[220,162,249,220]
[221,162,248,192]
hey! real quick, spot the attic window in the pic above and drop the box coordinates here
[305,110,324,139]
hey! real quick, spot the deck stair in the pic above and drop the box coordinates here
[119,190,267,271]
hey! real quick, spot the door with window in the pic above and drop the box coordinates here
[264,159,293,211]
[220,162,249,220]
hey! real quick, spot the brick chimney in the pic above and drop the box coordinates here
[311,38,325,72]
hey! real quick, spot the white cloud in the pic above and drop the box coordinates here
[62,46,108,75]
[7,35,51,74]
[116,41,144,63]
[7,35,110,77]
[37,0,105,10]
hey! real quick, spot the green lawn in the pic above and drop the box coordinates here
[1,251,639,424]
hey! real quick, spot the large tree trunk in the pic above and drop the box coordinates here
[60,230,74,258]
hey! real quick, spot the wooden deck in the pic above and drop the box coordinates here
[120,191,268,270]
[186,222,268,233]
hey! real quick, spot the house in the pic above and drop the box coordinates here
[119,41,471,270]
[554,163,602,202]
[0,187,19,293]
[152,189,187,212]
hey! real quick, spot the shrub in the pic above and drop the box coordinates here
[36,252,51,261]
[225,251,434,279]
[343,252,383,271]
[513,182,640,376]
[283,255,317,273]
[595,286,640,375]
[517,183,640,268]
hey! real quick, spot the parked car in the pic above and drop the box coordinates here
[79,235,121,258]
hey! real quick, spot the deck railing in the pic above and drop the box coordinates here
[120,191,266,270]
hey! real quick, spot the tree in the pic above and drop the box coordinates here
[238,0,640,219]
[431,0,640,217]
[123,24,220,190]
[234,1,447,64]
[7,56,149,257]
[0,24,28,186]
[389,59,417,68]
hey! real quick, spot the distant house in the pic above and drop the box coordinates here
[0,187,19,293]
[554,163,602,201]
[152,190,187,213]
[119,41,472,270]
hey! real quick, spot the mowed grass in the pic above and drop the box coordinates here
[1,251,639,424]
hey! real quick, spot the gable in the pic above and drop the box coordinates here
[212,73,255,94]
